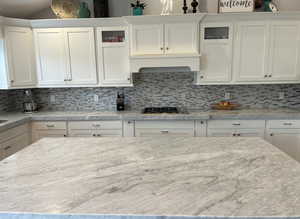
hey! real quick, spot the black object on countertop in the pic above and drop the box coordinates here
[143,107,179,114]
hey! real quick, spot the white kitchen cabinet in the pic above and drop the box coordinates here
[235,20,300,83]
[34,28,97,87]
[266,129,300,162]
[195,120,207,137]
[68,121,123,137]
[131,24,164,55]
[266,120,300,162]
[130,23,199,56]
[164,23,199,55]
[268,21,300,81]
[34,28,67,86]
[198,23,233,83]
[31,121,67,142]
[207,120,265,138]
[235,21,269,82]
[97,27,132,87]
[65,28,97,85]
[0,123,30,160]
[0,26,36,89]
[135,121,195,137]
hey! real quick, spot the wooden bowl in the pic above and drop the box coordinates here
[211,103,240,110]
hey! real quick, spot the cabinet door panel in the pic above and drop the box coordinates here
[1,132,30,160]
[34,29,67,86]
[131,24,164,55]
[135,128,194,137]
[269,22,300,81]
[32,130,67,143]
[5,27,36,87]
[165,23,198,54]
[207,129,235,137]
[235,22,269,82]
[266,130,300,162]
[65,28,97,85]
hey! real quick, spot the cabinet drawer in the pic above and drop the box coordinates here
[0,132,30,160]
[32,130,67,143]
[267,120,300,129]
[135,128,194,137]
[32,121,67,130]
[68,121,122,130]
[0,123,29,143]
[69,129,122,137]
[135,121,194,129]
[208,120,265,129]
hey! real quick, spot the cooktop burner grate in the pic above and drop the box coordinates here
[143,107,179,114]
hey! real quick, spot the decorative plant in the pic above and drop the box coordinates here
[131,0,146,9]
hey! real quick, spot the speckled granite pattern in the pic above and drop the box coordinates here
[30,73,300,112]
[1,137,300,217]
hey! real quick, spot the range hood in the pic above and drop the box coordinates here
[130,54,201,73]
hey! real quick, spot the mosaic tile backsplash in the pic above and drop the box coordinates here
[2,72,300,112]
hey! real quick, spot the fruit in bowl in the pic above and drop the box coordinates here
[211,101,240,110]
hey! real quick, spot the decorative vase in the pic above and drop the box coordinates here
[133,7,144,16]
[161,0,173,15]
[264,0,272,12]
[78,2,91,18]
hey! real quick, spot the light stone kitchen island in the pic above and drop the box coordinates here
[0,137,300,219]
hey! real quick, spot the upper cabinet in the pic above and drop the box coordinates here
[234,21,269,82]
[268,21,300,81]
[234,20,300,83]
[130,22,199,56]
[34,28,97,87]
[131,24,164,55]
[0,26,36,89]
[97,26,132,87]
[198,23,233,83]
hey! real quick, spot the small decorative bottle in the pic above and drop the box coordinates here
[78,2,91,18]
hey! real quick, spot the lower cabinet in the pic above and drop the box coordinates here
[266,120,300,162]
[31,121,67,142]
[0,123,30,160]
[207,120,266,137]
[135,121,195,137]
[68,121,123,137]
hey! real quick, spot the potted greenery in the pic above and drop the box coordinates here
[131,1,146,16]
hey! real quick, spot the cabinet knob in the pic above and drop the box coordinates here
[97,134,101,137]
[264,75,268,78]
[93,134,96,137]
[10,80,14,83]
[166,47,169,50]
[127,78,131,81]
[270,133,274,137]
[4,146,11,150]
[64,79,67,82]
[160,130,169,134]
[269,75,272,78]
[63,135,67,137]
[237,134,241,136]
[160,47,163,50]
[200,76,204,79]
[233,133,236,137]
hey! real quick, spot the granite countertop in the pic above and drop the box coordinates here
[0,137,300,218]
[2,109,300,132]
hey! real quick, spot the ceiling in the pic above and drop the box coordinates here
[0,0,52,18]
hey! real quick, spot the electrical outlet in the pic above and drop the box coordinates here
[279,92,285,100]
[50,95,55,103]
[94,94,99,103]
[225,92,231,100]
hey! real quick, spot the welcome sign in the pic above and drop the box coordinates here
[219,0,254,12]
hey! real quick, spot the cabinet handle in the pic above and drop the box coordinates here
[46,124,55,128]
[160,130,169,134]
[4,146,11,150]
[200,76,204,79]
[10,80,14,83]
[128,121,132,124]
[200,121,204,124]
[232,123,241,126]
[237,134,241,136]
[93,124,101,127]
[283,123,293,126]
[97,134,101,137]
[64,79,67,82]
